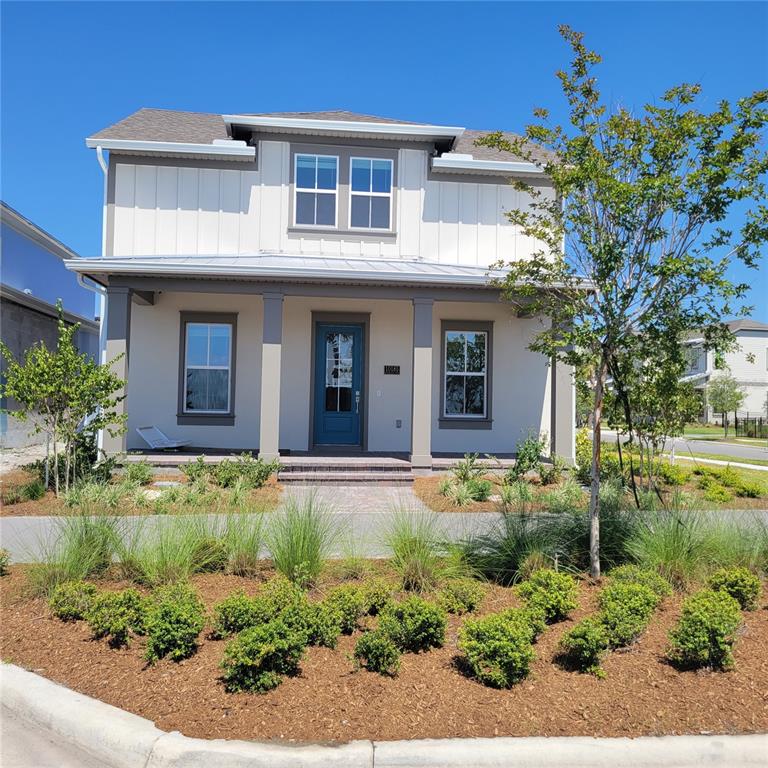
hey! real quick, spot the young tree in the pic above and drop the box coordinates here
[706,373,746,437]
[0,308,126,494]
[478,26,767,577]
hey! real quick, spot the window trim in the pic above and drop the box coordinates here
[348,156,394,231]
[177,312,237,426]
[439,320,493,430]
[293,152,339,229]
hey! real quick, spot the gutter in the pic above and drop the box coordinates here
[432,155,543,175]
[84,137,255,159]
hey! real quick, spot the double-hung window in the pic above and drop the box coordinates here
[295,154,338,227]
[183,321,233,413]
[443,328,488,419]
[350,157,393,230]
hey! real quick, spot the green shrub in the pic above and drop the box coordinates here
[221,619,306,693]
[447,483,474,507]
[354,629,401,676]
[49,580,98,621]
[708,567,762,611]
[181,456,209,484]
[323,584,366,634]
[437,477,453,496]
[559,617,609,675]
[499,480,534,513]
[125,460,153,486]
[703,483,733,504]
[267,494,337,587]
[465,478,493,502]
[361,578,394,615]
[144,583,206,663]
[608,565,672,599]
[0,548,10,576]
[87,589,147,647]
[539,455,566,486]
[507,431,547,482]
[1,485,22,505]
[436,578,486,615]
[657,463,691,487]
[541,478,584,515]
[735,481,765,499]
[305,602,342,648]
[598,582,659,648]
[518,569,578,623]
[667,589,742,670]
[451,453,487,484]
[22,479,47,501]
[458,610,536,688]
[379,596,446,653]
[211,453,279,489]
[211,591,261,638]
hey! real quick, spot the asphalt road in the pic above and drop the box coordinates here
[601,431,768,463]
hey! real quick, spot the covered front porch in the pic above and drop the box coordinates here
[68,254,576,470]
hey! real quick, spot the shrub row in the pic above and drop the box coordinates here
[559,566,667,676]
[181,453,279,489]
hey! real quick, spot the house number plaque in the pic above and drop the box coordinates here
[384,365,400,375]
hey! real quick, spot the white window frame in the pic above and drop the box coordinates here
[183,322,233,414]
[293,153,339,229]
[443,329,488,419]
[348,156,393,231]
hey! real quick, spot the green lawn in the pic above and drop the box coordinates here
[669,452,768,469]
[683,424,726,437]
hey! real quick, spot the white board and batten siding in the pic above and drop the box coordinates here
[111,140,546,265]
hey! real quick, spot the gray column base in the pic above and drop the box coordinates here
[410,453,433,469]
[259,451,281,462]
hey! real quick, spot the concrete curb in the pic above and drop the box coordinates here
[2,663,767,768]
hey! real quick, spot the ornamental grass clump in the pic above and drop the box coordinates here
[458,609,537,688]
[707,567,762,611]
[384,508,447,592]
[378,596,446,653]
[144,582,206,664]
[436,577,486,615]
[354,629,401,677]
[518,569,578,623]
[87,588,147,648]
[267,494,338,587]
[667,589,742,670]
[49,580,98,621]
[221,511,265,577]
[221,619,306,693]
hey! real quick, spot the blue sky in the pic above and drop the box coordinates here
[2,1,766,319]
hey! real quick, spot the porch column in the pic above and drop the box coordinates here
[103,286,132,456]
[410,298,434,469]
[551,358,576,463]
[259,292,283,461]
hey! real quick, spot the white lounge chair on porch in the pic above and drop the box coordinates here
[136,426,191,451]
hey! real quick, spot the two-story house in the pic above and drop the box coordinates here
[683,318,768,421]
[65,109,575,468]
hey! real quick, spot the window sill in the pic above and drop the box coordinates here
[177,414,235,426]
[288,226,397,239]
[438,418,493,431]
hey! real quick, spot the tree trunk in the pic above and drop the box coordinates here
[589,356,609,580]
[723,413,729,438]
[52,421,60,496]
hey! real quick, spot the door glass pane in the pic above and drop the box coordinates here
[325,387,338,411]
[465,375,485,415]
[323,331,355,412]
[338,387,352,412]
[445,375,465,415]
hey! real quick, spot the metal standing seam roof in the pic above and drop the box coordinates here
[63,253,507,288]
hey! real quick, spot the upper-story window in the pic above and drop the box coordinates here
[295,154,338,227]
[350,158,393,230]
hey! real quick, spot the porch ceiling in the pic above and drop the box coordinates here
[63,253,508,289]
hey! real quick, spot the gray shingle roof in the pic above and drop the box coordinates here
[726,319,768,333]
[88,108,551,165]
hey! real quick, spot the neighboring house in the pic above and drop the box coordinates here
[65,108,575,466]
[1,202,100,448]
[683,319,768,420]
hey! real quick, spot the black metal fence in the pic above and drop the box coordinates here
[734,412,768,439]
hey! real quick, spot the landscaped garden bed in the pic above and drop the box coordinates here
[1,486,767,743]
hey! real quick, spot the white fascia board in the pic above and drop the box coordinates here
[84,138,255,158]
[222,115,465,140]
[63,258,498,287]
[432,156,543,174]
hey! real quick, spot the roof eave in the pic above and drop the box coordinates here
[84,137,255,159]
[432,156,545,176]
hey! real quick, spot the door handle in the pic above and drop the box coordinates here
[355,390,360,414]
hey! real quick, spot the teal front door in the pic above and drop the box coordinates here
[313,324,364,446]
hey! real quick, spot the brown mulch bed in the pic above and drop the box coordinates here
[2,567,767,743]
[0,471,282,517]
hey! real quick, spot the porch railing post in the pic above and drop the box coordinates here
[259,292,283,462]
